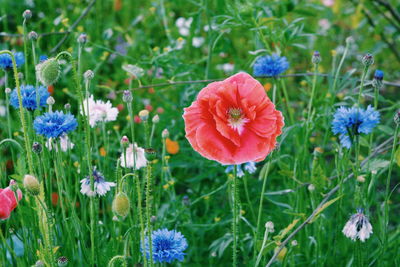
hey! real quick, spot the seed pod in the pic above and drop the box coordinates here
[112,192,130,218]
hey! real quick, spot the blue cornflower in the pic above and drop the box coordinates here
[374,70,384,81]
[10,85,50,110]
[34,111,78,138]
[39,55,48,62]
[253,54,289,77]
[225,162,257,177]
[143,228,188,263]
[332,105,380,148]
[0,52,24,69]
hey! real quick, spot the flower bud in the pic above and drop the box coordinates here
[308,184,315,192]
[362,53,374,67]
[312,51,321,65]
[357,175,365,183]
[138,109,149,121]
[77,33,87,44]
[32,142,42,154]
[162,129,169,139]
[84,70,94,80]
[145,148,157,160]
[23,174,40,195]
[9,179,18,192]
[372,69,384,90]
[35,260,45,267]
[120,136,129,147]
[345,36,354,45]
[112,192,130,218]
[151,215,157,223]
[265,221,274,232]
[182,195,190,206]
[36,58,61,86]
[57,256,68,267]
[64,103,71,110]
[22,10,32,19]
[122,90,133,103]
[46,96,55,106]
[291,240,298,246]
[152,115,159,124]
[394,110,400,125]
[28,31,38,40]
[5,87,11,94]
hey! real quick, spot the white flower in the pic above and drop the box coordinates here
[216,63,234,73]
[120,143,147,170]
[0,103,6,117]
[80,168,116,197]
[175,17,192,36]
[192,37,205,48]
[81,95,119,127]
[46,135,74,152]
[176,38,186,50]
[342,209,373,242]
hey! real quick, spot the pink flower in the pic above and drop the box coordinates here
[0,180,23,220]
[183,72,284,165]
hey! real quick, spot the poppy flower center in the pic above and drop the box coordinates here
[227,108,249,135]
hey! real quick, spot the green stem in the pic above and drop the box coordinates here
[146,164,154,267]
[280,78,294,124]
[135,171,147,266]
[357,65,369,105]
[307,63,319,125]
[22,19,29,83]
[0,50,34,173]
[232,165,239,267]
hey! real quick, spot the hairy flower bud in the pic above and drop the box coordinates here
[32,142,42,154]
[35,260,45,267]
[162,129,169,139]
[5,87,11,94]
[145,148,157,161]
[57,256,68,267]
[23,10,32,19]
[138,109,149,121]
[362,53,374,67]
[120,136,129,147]
[112,192,130,217]
[312,51,321,65]
[64,103,71,110]
[345,36,354,45]
[23,174,40,195]
[122,90,133,103]
[394,110,400,125]
[46,96,55,106]
[28,31,38,40]
[152,115,160,124]
[36,58,61,86]
[84,70,94,80]
[265,221,275,233]
[77,33,87,44]
[372,69,384,90]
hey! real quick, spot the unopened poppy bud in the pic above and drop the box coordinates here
[28,31,38,40]
[312,51,321,65]
[46,96,55,106]
[23,10,32,19]
[362,53,374,67]
[36,58,61,86]
[122,90,133,103]
[139,109,149,121]
[32,142,42,154]
[57,256,68,267]
[5,87,11,94]
[162,129,169,139]
[265,221,274,232]
[120,136,129,147]
[152,115,159,124]
[84,70,94,80]
[112,192,130,217]
[77,33,87,44]
[23,174,40,195]
[394,110,400,125]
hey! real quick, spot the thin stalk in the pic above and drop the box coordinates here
[357,65,369,105]
[146,164,154,267]
[332,41,350,93]
[307,62,319,125]
[232,165,238,267]
[255,227,270,267]
[382,123,399,253]
[135,171,147,266]
[280,78,294,124]
[22,18,29,83]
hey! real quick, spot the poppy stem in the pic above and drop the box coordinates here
[232,165,239,266]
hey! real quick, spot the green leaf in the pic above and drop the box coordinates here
[361,159,390,173]
[309,195,343,223]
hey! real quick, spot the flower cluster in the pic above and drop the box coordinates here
[34,111,78,138]
[143,228,188,263]
[10,85,50,110]
[253,54,289,77]
[81,95,119,127]
[332,105,380,148]
[0,52,24,69]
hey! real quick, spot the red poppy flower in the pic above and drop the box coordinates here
[183,72,284,165]
[0,180,23,220]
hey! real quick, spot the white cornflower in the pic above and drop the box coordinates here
[342,209,373,242]
[81,95,119,127]
[175,17,192,36]
[80,168,116,197]
[120,143,147,170]
[46,135,75,152]
[192,37,205,48]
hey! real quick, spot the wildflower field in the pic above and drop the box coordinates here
[1,0,400,266]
